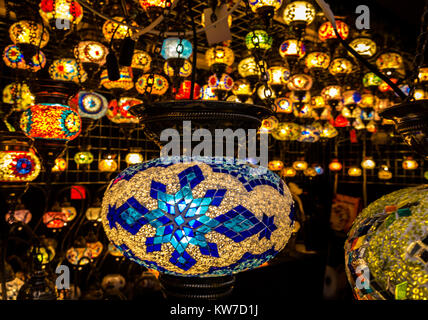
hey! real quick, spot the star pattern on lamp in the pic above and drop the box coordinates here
[107,165,279,271]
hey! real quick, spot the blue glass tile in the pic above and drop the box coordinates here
[224,230,237,238]
[214,225,228,234]
[174,215,185,226]
[158,216,171,225]
[205,189,216,197]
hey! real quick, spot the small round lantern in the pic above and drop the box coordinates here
[283,1,316,27]
[305,51,330,70]
[329,159,342,172]
[378,165,392,180]
[52,157,67,172]
[3,45,46,71]
[39,0,83,28]
[267,66,290,86]
[75,41,108,65]
[175,80,201,100]
[348,167,362,177]
[136,74,169,95]
[125,152,144,166]
[281,167,297,178]
[271,122,301,141]
[279,39,306,59]
[99,154,118,172]
[76,91,108,120]
[245,30,273,51]
[287,74,313,91]
[259,116,279,133]
[349,37,377,57]
[9,20,49,48]
[361,157,376,169]
[205,46,235,74]
[100,67,134,91]
[237,56,267,79]
[200,85,217,101]
[132,50,152,72]
[268,160,284,171]
[275,97,293,113]
[2,82,35,111]
[318,20,349,41]
[292,160,308,171]
[402,157,418,170]
[329,58,353,76]
[49,59,87,83]
[164,60,192,78]
[74,151,94,165]
[102,17,138,41]
[107,97,141,124]
[161,37,193,60]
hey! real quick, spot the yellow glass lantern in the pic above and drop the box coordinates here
[402,157,418,170]
[75,41,108,65]
[125,152,144,166]
[267,66,290,86]
[237,57,267,79]
[413,88,426,100]
[49,58,87,83]
[287,74,313,91]
[418,67,428,83]
[349,38,377,57]
[363,72,383,88]
[100,67,134,91]
[0,145,41,183]
[2,82,35,111]
[99,155,118,172]
[259,116,279,133]
[279,39,306,59]
[358,93,377,109]
[257,85,275,100]
[232,79,252,97]
[52,157,67,172]
[3,45,46,71]
[66,247,93,266]
[268,160,284,171]
[61,201,77,222]
[136,73,169,95]
[9,20,49,48]
[39,0,83,26]
[318,20,349,41]
[375,52,405,76]
[361,157,376,169]
[102,17,138,41]
[281,167,297,178]
[348,167,362,177]
[86,241,103,258]
[74,151,94,165]
[249,0,283,13]
[283,1,316,26]
[205,46,235,69]
[275,97,293,113]
[139,0,167,11]
[303,167,317,177]
[305,51,330,70]
[132,50,152,72]
[378,165,392,180]
[292,160,308,171]
[329,159,342,172]
[321,85,342,101]
[200,85,217,101]
[329,58,353,76]
[310,95,326,109]
[86,207,102,222]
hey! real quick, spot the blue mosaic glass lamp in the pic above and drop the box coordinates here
[101,156,295,292]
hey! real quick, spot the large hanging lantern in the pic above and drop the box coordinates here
[9,20,49,48]
[0,139,41,183]
[318,20,349,41]
[245,30,273,51]
[305,51,330,70]
[107,97,141,124]
[2,82,35,111]
[349,37,377,57]
[20,104,81,141]
[375,52,405,77]
[282,1,316,28]
[161,37,193,60]
[49,58,87,83]
[267,66,290,86]
[345,185,428,300]
[102,17,138,41]
[3,45,46,71]
[136,74,169,95]
[75,91,108,120]
[75,41,108,65]
[101,156,295,276]
[100,67,134,91]
[39,0,83,27]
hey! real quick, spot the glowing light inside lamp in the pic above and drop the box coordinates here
[329,58,353,76]
[267,66,290,86]
[305,51,330,69]
[205,46,235,68]
[232,79,252,96]
[287,74,313,91]
[283,1,316,25]
[245,30,273,50]
[361,157,376,169]
[281,167,297,177]
[39,0,83,26]
[101,156,295,276]
[292,160,308,171]
[275,97,293,113]
[9,20,49,48]
[279,39,306,59]
[259,116,279,134]
[375,52,404,73]
[76,91,108,120]
[136,73,169,95]
[268,160,284,171]
[20,104,81,141]
[164,60,192,78]
[348,166,362,177]
[200,85,217,100]
[52,157,67,172]
[349,38,377,57]
[125,152,144,166]
[402,157,418,170]
[208,74,234,91]
[257,85,275,100]
[329,159,342,172]
[363,72,383,88]
[318,20,349,41]
[74,151,94,165]
[378,165,392,180]
[271,122,301,141]
[237,57,267,78]
[321,85,342,101]
[99,157,118,172]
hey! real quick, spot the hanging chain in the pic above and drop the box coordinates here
[146,0,173,97]
[52,0,57,29]
[407,0,428,100]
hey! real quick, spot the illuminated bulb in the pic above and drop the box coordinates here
[125,152,144,166]
[378,165,392,180]
[402,157,418,170]
[283,1,316,26]
[245,30,272,50]
[349,38,377,57]
[305,51,330,70]
[281,167,297,178]
[268,160,284,171]
[318,20,349,41]
[329,159,342,172]
[361,157,376,169]
[267,66,290,86]
[292,160,308,171]
[348,167,362,177]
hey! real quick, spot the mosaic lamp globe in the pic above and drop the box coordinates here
[39,0,83,28]
[101,156,296,276]
[345,185,428,300]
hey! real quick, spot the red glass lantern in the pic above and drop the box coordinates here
[175,80,201,100]
[318,20,349,41]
